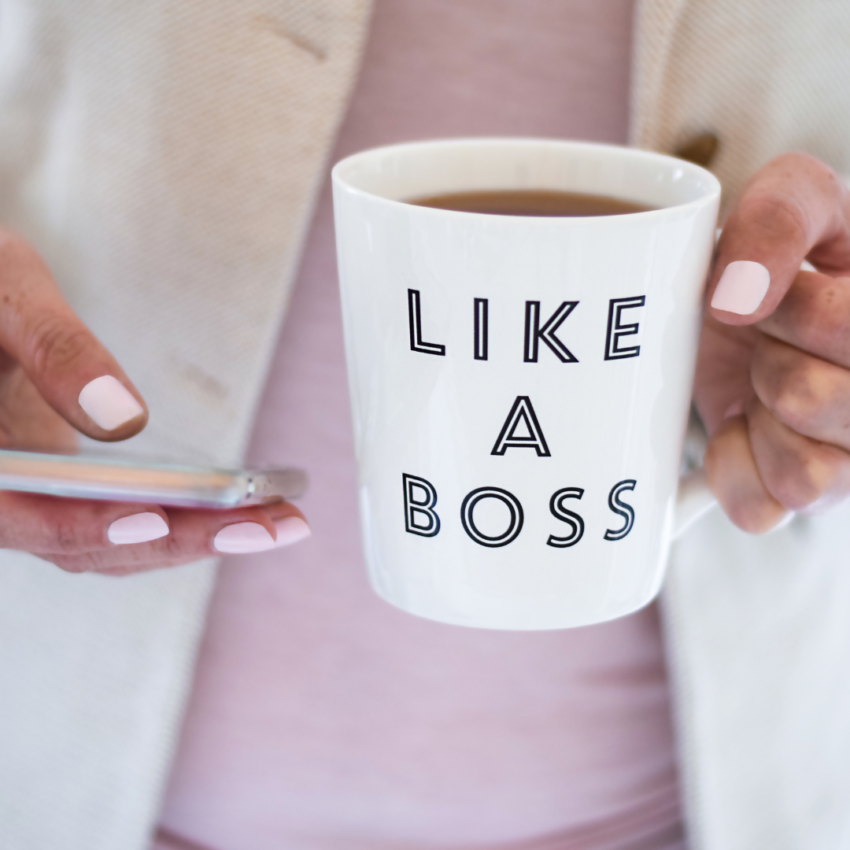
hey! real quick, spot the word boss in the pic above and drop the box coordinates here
[402,289,648,549]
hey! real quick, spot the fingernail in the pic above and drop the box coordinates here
[107,512,169,545]
[214,522,276,554]
[711,261,770,315]
[770,510,796,532]
[723,399,746,420]
[78,375,144,431]
[272,516,311,548]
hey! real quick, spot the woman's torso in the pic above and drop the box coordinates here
[157,2,685,847]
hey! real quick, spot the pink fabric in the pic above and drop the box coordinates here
[157,1,685,848]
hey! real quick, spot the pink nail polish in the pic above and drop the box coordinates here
[78,375,144,430]
[107,512,169,545]
[214,522,276,554]
[723,400,746,420]
[272,516,311,548]
[710,261,771,315]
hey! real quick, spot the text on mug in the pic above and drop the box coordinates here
[403,473,636,548]
[408,289,646,361]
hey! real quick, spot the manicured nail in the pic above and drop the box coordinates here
[711,261,770,315]
[214,522,276,554]
[770,510,796,532]
[272,516,311,548]
[108,512,169,545]
[78,375,144,430]
[723,399,746,420]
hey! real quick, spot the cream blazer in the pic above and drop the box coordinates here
[1,2,849,848]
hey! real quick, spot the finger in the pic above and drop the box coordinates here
[0,367,79,450]
[0,491,170,557]
[757,270,850,368]
[747,397,850,513]
[750,333,850,451]
[704,414,789,533]
[693,315,760,433]
[46,500,310,574]
[0,230,147,440]
[708,152,850,325]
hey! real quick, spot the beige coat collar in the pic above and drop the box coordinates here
[635,1,850,846]
[0,2,373,848]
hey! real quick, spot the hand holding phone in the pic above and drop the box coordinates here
[0,228,309,574]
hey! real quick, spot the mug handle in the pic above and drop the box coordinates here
[674,469,715,539]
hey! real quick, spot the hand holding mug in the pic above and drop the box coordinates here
[696,153,850,532]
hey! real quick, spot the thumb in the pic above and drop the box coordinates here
[708,152,850,326]
[0,231,147,441]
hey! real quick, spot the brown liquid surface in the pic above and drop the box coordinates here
[410,189,654,217]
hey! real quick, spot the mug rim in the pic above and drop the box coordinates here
[332,137,722,221]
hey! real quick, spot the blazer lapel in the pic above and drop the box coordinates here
[0,2,372,849]
[633,2,850,847]
[630,0,691,158]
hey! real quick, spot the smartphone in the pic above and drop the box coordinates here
[0,449,308,508]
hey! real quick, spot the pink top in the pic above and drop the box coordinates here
[156,2,685,848]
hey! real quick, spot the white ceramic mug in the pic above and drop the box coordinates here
[332,139,721,630]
